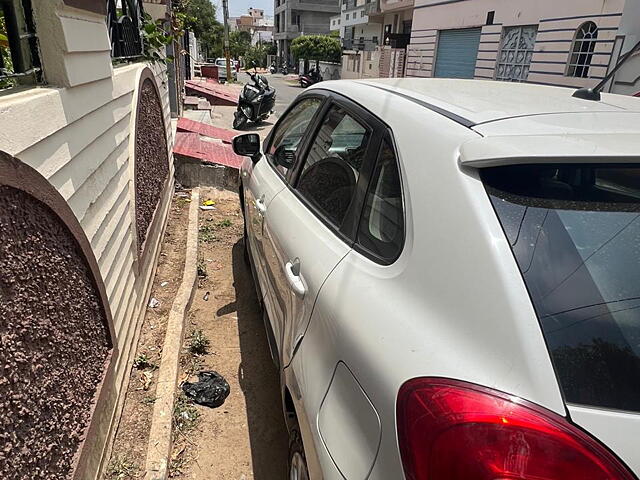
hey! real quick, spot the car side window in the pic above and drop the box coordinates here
[267,97,323,176]
[296,104,371,227]
[357,140,404,262]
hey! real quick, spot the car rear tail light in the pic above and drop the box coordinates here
[397,378,635,480]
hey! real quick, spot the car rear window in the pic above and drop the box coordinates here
[482,164,640,413]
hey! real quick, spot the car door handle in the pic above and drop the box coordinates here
[255,197,267,215]
[285,261,306,298]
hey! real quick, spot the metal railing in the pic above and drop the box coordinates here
[0,0,40,86]
[107,0,144,59]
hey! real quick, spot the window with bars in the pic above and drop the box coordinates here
[0,0,40,89]
[567,21,598,78]
[495,25,537,82]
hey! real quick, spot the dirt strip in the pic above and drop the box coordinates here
[104,191,192,480]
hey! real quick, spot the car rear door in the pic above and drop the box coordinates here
[260,93,386,367]
[242,96,325,304]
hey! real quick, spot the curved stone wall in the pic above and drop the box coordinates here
[135,77,170,254]
[0,156,112,479]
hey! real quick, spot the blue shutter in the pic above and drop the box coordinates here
[434,28,482,79]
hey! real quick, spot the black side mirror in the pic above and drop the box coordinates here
[233,134,261,161]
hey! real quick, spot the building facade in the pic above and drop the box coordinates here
[405,0,639,94]
[338,0,382,50]
[274,0,340,64]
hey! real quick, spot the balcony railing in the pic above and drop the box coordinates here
[107,0,144,59]
[344,38,379,51]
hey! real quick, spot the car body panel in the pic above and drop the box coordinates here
[318,362,381,479]
[459,132,640,167]
[261,186,351,365]
[568,405,640,475]
[241,156,286,314]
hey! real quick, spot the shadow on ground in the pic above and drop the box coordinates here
[224,240,289,480]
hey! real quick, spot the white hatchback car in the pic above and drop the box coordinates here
[232,78,640,480]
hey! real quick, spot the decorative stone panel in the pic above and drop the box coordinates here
[134,77,170,255]
[0,153,113,480]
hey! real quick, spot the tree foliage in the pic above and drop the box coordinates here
[229,30,251,59]
[174,0,222,58]
[290,35,341,63]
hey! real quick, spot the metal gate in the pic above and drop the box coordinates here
[434,28,482,79]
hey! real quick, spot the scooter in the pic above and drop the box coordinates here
[299,67,322,88]
[281,63,289,75]
[269,62,277,74]
[233,65,276,130]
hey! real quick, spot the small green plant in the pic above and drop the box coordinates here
[133,353,154,370]
[168,451,188,477]
[188,329,210,355]
[217,219,232,228]
[105,456,138,479]
[141,396,156,406]
[199,224,216,243]
[139,11,192,65]
[196,259,207,278]
[173,393,200,437]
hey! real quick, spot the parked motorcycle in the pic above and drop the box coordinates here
[299,67,322,88]
[233,66,276,130]
[281,63,289,75]
[269,62,277,74]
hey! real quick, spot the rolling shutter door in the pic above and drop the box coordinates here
[434,28,482,79]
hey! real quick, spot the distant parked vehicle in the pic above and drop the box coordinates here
[214,58,238,82]
[299,66,322,88]
[269,62,277,74]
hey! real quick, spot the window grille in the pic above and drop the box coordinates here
[495,25,537,82]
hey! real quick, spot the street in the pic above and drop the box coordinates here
[238,71,303,119]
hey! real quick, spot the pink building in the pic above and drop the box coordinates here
[400,0,639,93]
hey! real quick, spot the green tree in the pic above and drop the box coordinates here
[174,0,222,59]
[244,43,268,68]
[229,30,251,59]
[290,34,341,63]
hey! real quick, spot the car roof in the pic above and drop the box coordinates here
[317,79,640,166]
[353,78,640,125]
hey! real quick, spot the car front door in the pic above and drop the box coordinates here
[242,96,325,321]
[261,95,384,367]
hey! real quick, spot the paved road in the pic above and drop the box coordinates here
[238,71,303,118]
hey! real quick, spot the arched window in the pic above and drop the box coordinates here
[567,21,598,78]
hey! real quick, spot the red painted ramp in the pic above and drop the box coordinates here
[185,80,238,106]
[174,132,243,170]
[177,118,238,144]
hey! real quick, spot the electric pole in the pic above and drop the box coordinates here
[222,0,232,82]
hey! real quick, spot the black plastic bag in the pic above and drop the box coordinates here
[182,371,230,408]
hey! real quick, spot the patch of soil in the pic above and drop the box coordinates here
[105,192,191,479]
[171,187,288,479]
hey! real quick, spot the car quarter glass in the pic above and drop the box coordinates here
[267,97,323,177]
[482,164,640,413]
[296,104,371,227]
[357,139,404,263]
